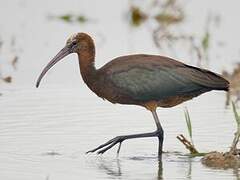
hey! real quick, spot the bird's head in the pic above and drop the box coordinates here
[66,33,95,54]
[36,32,94,88]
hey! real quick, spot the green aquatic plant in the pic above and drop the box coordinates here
[0,37,18,86]
[2,76,12,83]
[201,102,240,169]
[51,13,88,24]
[77,15,87,23]
[128,0,220,67]
[232,102,240,128]
[129,6,147,27]
[59,14,73,23]
[202,31,210,52]
[222,64,240,105]
[230,102,240,154]
[184,108,193,145]
[177,108,199,154]
[154,12,184,25]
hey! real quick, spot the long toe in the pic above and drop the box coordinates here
[86,136,122,154]
[97,138,123,154]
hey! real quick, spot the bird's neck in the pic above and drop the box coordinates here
[77,50,98,87]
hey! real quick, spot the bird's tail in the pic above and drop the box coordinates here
[207,73,229,91]
[184,65,230,91]
[200,69,229,91]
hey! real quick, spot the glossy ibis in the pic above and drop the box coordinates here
[36,33,229,156]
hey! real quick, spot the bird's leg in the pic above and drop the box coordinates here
[151,110,164,156]
[86,110,164,155]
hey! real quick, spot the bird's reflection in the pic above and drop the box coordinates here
[157,158,163,180]
[85,152,240,179]
[88,155,164,180]
[97,157,122,177]
[86,151,207,180]
[86,153,205,180]
[186,156,192,180]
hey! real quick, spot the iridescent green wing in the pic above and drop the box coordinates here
[110,66,205,101]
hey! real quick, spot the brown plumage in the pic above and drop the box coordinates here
[36,32,229,156]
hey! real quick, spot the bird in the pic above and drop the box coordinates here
[36,32,229,156]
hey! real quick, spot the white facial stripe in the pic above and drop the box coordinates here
[69,33,78,41]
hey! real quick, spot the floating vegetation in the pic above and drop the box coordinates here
[129,6,147,27]
[0,35,19,94]
[128,0,184,27]
[127,0,221,67]
[0,56,18,84]
[201,31,210,53]
[222,64,240,105]
[177,134,200,155]
[2,76,12,83]
[202,102,240,169]
[154,12,183,25]
[202,151,240,169]
[59,14,72,23]
[178,104,240,168]
[230,102,240,154]
[49,13,88,24]
[77,15,87,23]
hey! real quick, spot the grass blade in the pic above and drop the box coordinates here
[184,107,192,139]
[232,101,240,129]
[177,107,199,154]
[230,101,240,153]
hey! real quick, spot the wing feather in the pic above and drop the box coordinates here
[110,66,206,101]
[176,65,229,90]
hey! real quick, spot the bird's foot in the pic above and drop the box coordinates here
[86,130,164,155]
[86,136,125,154]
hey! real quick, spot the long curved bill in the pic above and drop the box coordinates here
[36,46,71,88]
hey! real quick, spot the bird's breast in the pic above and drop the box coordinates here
[87,74,138,105]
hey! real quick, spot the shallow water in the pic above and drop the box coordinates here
[0,0,240,179]
[0,87,237,180]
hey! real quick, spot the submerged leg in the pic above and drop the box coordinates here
[86,110,164,155]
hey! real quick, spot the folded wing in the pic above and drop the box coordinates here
[109,64,228,101]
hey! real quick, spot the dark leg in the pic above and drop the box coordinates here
[86,110,164,155]
[152,110,164,155]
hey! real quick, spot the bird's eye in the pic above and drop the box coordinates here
[72,41,77,46]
